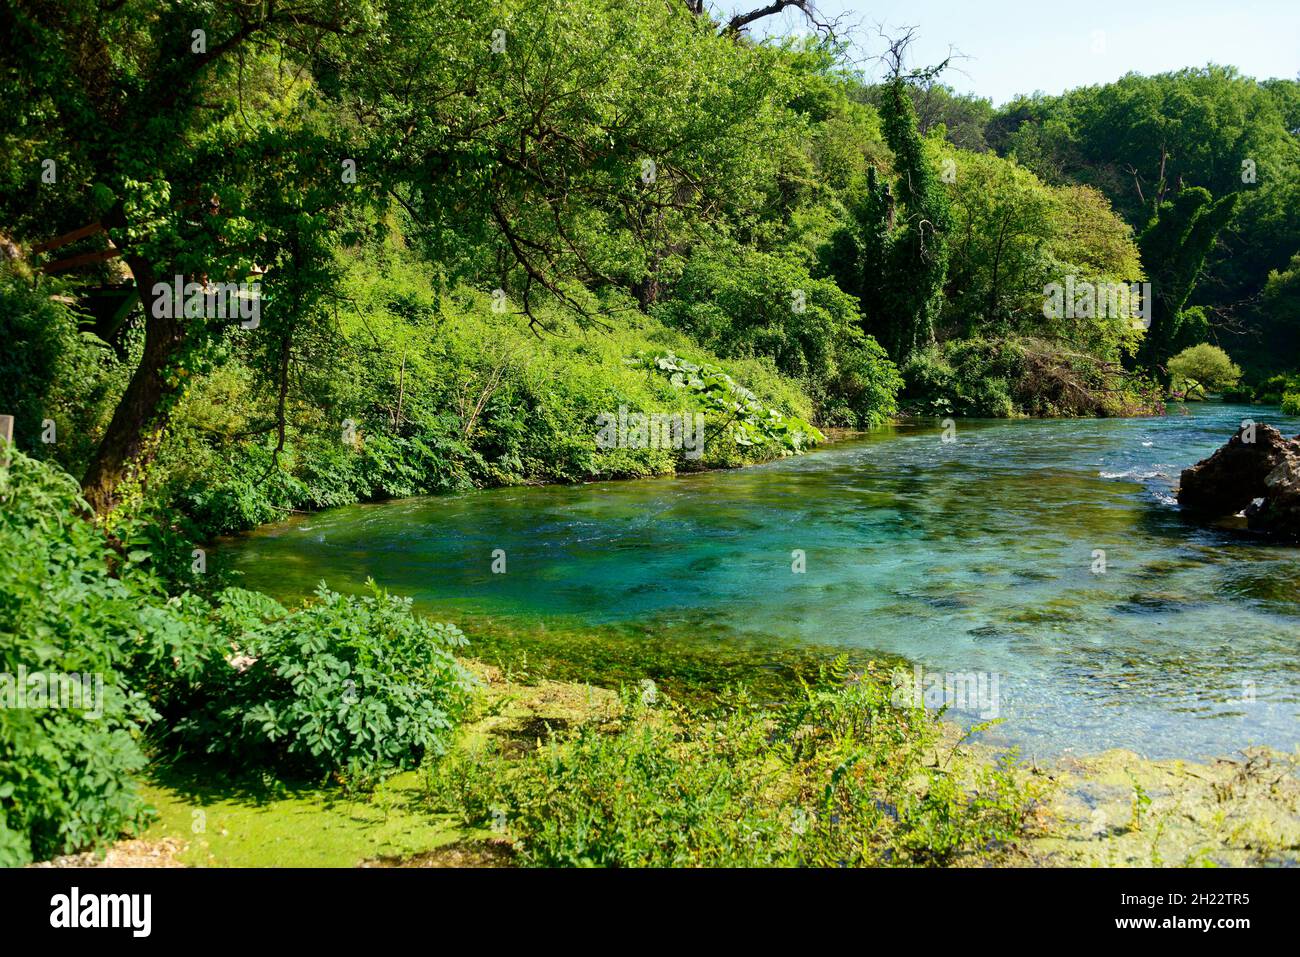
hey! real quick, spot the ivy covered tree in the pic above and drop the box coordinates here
[1135,186,1239,380]
[824,38,952,364]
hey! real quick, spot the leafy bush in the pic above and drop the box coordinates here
[1167,343,1242,398]
[1255,374,1293,405]
[174,583,477,786]
[0,448,216,866]
[1,449,479,862]
[902,340,1018,417]
[652,246,901,426]
[0,266,125,474]
[634,351,825,454]
[1223,372,1299,406]
[427,665,1040,867]
[903,336,1158,418]
[148,273,826,539]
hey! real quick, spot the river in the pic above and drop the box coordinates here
[222,402,1300,761]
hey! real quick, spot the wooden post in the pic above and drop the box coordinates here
[0,414,12,468]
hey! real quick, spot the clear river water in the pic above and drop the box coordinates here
[222,403,1300,762]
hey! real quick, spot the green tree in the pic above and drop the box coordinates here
[941,151,1144,360]
[1167,343,1242,397]
[989,67,1300,373]
[4,0,384,512]
[2,0,804,512]
[652,244,900,426]
[1135,187,1239,379]
[827,58,952,363]
[1257,252,1300,370]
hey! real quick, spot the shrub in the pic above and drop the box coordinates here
[0,449,216,866]
[1255,374,1292,405]
[427,666,1040,867]
[902,336,1156,418]
[902,340,1018,417]
[634,351,825,454]
[652,246,900,427]
[0,267,125,475]
[1167,343,1242,398]
[174,583,478,786]
[1,450,479,862]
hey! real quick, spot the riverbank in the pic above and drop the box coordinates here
[13,408,1300,868]
[37,660,1299,868]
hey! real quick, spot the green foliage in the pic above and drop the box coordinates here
[426,668,1040,867]
[174,584,477,786]
[859,82,995,153]
[0,267,124,472]
[634,351,825,453]
[652,246,900,427]
[0,449,216,866]
[830,80,1152,411]
[4,0,823,512]
[942,152,1144,351]
[859,80,953,362]
[989,67,1299,374]
[0,450,476,862]
[1226,372,1300,406]
[902,336,1155,418]
[1167,343,1242,398]
[362,0,798,315]
[144,255,827,538]
[1259,254,1300,372]
[1257,374,1294,405]
[902,341,1016,418]
[1136,187,1239,376]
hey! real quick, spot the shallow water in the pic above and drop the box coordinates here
[223,403,1300,761]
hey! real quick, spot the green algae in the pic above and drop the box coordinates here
[137,770,466,868]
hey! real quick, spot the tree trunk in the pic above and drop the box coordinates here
[633,273,660,311]
[80,256,186,514]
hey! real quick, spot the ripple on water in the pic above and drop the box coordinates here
[222,403,1300,760]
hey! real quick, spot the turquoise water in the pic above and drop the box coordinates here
[223,403,1300,761]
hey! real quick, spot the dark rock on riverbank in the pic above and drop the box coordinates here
[1177,423,1300,537]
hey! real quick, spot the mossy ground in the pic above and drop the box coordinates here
[124,662,613,867]
[47,661,1300,868]
[1020,747,1300,867]
[135,773,463,868]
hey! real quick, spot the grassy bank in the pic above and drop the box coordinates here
[39,661,1300,868]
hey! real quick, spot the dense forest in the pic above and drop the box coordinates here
[5,0,1297,536]
[2,0,1298,868]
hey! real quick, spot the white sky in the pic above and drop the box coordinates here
[732,0,1300,104]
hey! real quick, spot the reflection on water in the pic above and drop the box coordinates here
[223,403,1300,760]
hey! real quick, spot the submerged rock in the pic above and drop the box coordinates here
[1177,423,1300,537]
